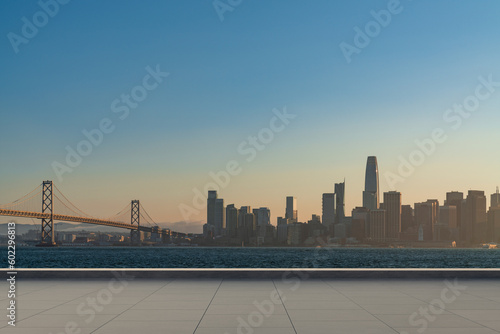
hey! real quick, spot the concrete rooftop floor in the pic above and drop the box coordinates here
[2,278,500,333]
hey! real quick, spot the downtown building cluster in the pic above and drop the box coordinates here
[203,156,500,246]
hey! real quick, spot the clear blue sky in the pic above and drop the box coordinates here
[1,0,499,231]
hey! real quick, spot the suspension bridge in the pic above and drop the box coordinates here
[0,181,184,246]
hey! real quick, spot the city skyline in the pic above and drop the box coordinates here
[1,1,500,230]
[2,155,500,234]
[201,156,500,245]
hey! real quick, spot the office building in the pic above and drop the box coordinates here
[254,207,271,238]
[286,196,298,222]
[445,191,464,240]
[465,190,487,242]
[206,190,224,237]
[276,217,289,243]
[369,209,386,242]
[335,181,345,225]
[352,206,370,239]
[440,205,457,228]
[322,193,335,228]
[238,206,251,230]
[287,222,306,246]
[351,207,369,241]
[435,205,457,241]
[225,204,238,238]
[426,200,439,229]
[401,205,414,233]
[491,187,500,209]
[207,190,217,227]
[487,206,500,242]
[414,201,437,241]
[384,191,401,240]
[241,213,256,245]
[215,198,224,236]
[363,156,379,210]
[206,190,226,237]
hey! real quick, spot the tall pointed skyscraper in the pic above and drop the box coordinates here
[363,156,379,210]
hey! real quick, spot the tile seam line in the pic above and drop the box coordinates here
[89,279,174,333]
[272,279,298,334]
[193,278,224,334]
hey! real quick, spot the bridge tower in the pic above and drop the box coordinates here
[130,200,141,245]
[39,180,56,247]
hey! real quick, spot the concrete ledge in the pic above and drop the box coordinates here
[3,268,500,279]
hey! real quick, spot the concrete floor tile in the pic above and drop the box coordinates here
[287,309,376,321]
[115,309,205,321]
[293,320,397,334]
[93,320,199,334]
[198,314,292,328]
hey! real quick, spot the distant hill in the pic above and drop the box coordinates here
[0,223,37,235]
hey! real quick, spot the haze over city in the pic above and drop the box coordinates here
[1,1,500,233]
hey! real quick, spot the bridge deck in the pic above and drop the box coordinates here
[0,209,153,232]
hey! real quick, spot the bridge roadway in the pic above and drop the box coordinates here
[0,208,155,232]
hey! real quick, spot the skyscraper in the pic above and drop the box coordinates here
[439,205,457,228]
[369,209,386,241]
[487,206,500,242]
[286,196,297,223]
[352,206,369,240]
[207,190,224,237]
[414,201,437,241]
[384,191,401,240]
[241,213,256,245]
[225,204,238,238]
[207,190,217,229]
[445,191,464,240]
[363,156,379,211]
[276,217,288,243]
[322,193,335,228]
[238,206,251,230]
[401,205,414,233]
[427,199,440,240]
[256,207,271,228]
[255,207,271,238]
[491,187,500,209]
[465,190,487,242]
[215,198,224,236]
[446,191,464,205]
[335,181,345,225]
